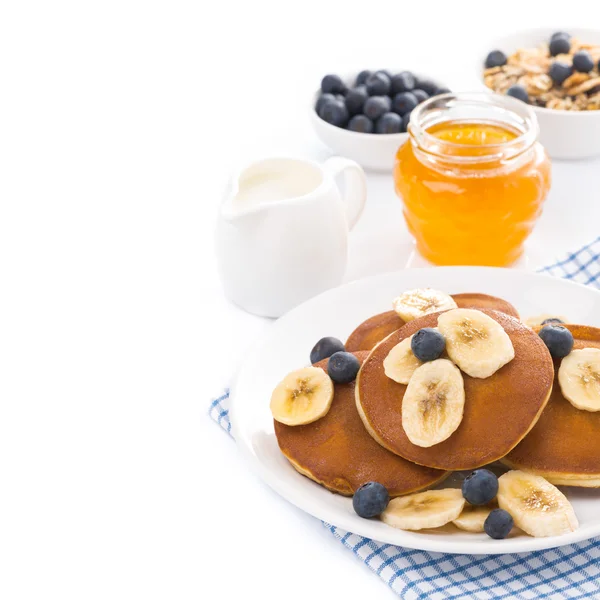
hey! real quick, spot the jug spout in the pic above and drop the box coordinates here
[221,156,326,223]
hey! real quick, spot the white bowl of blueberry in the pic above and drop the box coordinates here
[310,70,449,171]
[480,28,600,159]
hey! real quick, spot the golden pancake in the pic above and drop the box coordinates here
[274,352,447,496]
[346,293,519,352]
[356,310,553,470]
[503,325,600,487]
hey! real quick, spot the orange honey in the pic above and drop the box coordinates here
[394,95,551,266]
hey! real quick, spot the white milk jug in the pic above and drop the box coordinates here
[216,156,367,317]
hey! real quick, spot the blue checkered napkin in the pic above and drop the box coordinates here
[537,237,600,288]
[209,238,600,600]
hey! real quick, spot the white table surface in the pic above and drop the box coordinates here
[3,1,600,598]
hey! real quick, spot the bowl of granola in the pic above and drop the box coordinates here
[479,28,600,159]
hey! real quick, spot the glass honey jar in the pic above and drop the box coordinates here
[394,93,551,266]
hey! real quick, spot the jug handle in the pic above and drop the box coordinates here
[324,157,367,230]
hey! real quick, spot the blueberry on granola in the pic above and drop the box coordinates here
[573,50,595,73]
[549,35,571,57]
[506,84,529,104]
[551,31,571,41]
[485,50,507,69]
[549,61,573,85]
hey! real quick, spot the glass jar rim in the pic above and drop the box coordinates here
[408,92,540,164]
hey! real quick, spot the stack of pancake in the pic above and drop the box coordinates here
[274,291,600,498]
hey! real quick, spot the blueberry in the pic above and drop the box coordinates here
[393,91,418,115]
[391,71,416,95]
[549,61,573,85]
[538,325,574,358]
[375,112,402,134]
[366,72,391,96]
[434,87,451,95]
[573,50,595,73]
[310,336,345,364]
[549,35,571,57]
[412,89,429,103]
[345,86,368,115]
[401,111,412,132]
[484,509,513,540]
[335,93,346,102]
[348,114,374,133]
[414,78,438,96]
[355,70,372,86]
[315,93,335,113]
[551,31,571,41]
[411,328,446,362]
[485,50,507,68]
[352,482,390,518]
[321,74,346,95]
[328,351,360,384]
[375,69,393,79]
[319,100,349,127]
[541,317,564,325]
[363,95,391,120]
[506,84,529,103]
[462,469,499,505]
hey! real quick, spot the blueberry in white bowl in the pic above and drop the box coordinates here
[348,114,374,133]
[364,96,391,120]
[375,112,402,134]
[310,68,449,171]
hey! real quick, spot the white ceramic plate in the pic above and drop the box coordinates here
[230,267,600,554]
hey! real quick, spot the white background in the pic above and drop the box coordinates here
[2,1,600,598]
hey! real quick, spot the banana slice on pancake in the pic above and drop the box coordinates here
[452,502,497,533]
[402,359,465,447]
[558,348,600,412]
[497,471,578,538]
[270,367,334,426]
[392,288,457,322]
[381,489,465,530]
[437,309,515,378]
[383,335,423,384]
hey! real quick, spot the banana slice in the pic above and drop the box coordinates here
[392,288,457,322]
[384,335,423,384]
[523,314,568,328]
[381,489,465,530]
[497,471,578,538]
[437,309,514,378]
[270,367,334,426]
[402,359,465,447]
[453,502,497,533]
[558,348,600,412]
